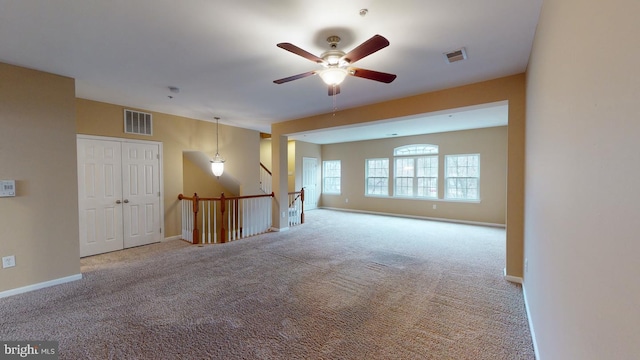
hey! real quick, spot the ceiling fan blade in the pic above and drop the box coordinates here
[348,67,397,83]
[341,34,390,64]
[273,71,317,84]
[328,85,341,96]
[277,43,325,64]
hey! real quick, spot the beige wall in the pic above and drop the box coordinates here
[258,139,320,205]
[321,127,507,224]
[287,141,295,192]
[182,155,235,198]
[524,0,640,358]
[272,74,525,277]
[0,63,80,292]
[76,99,260,238]
[259,138,272,170]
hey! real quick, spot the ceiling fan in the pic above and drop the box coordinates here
[273,34,397,96]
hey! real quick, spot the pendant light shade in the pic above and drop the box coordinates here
[210,117,225,177]
[211,154,224,177]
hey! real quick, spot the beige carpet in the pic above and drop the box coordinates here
[0,209,534,359]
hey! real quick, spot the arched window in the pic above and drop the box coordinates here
[393,144,439,156]
[393,144,438,198]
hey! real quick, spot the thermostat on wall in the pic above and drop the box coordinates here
[0,180,16,197]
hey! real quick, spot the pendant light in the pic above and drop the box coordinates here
[210,117,225,177]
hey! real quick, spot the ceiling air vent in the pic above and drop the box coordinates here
[124,109,153,136]
[444,47,468,64]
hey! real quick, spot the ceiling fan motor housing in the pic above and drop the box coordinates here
[326,35,341,48]
[321,49,348,66]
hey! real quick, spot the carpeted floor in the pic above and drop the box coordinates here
[0,209,534,359]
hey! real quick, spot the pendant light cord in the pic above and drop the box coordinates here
[215,117,220,155]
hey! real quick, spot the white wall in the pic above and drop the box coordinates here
[525,0,640,358]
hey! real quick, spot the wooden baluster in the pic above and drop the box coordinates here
[235,198,240,238]
[300,187,305,224]
[192,193,200,244]
[220,192,226,243]
[178,194,186,241]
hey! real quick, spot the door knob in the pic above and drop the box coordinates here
[116,200,122,204]
[123,199,129,203]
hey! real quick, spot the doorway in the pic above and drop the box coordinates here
[77,136,163,257]
[302,157,318,210]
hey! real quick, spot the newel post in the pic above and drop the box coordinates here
[192,193,200,244]
[300,187,305,224]
[220,192,226,243]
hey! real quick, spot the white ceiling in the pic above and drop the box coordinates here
[0,1,541,143]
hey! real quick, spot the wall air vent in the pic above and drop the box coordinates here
[443,47,468,64]
[124,109,153,136]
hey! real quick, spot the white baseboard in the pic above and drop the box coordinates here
[319,207,505,228]
[163,235,182,242]
[522,284,541,360]
[0,273,83,299]
[503,268,523,284]
[269,226,290,232]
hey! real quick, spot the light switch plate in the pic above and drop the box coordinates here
[2,255,16,268]
[0,180,16,197]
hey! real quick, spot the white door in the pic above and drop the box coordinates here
[302,157,318,210]
[122,142,161,249]
[78,139,124,257]
[78,137,162,257]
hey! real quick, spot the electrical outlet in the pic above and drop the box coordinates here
[525,258,528,273]
[345,198,349,203]
[432,204,437,209]
[2,255,16,269]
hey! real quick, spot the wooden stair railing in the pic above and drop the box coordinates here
[178,191,274,244]
[288,188,305,226]
[259,162,272,194]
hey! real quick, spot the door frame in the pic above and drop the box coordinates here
[77,134,165,251]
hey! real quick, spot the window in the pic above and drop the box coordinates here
[445,154,480,200]
[394,144,439,156]
[322,160,341,194]
[365,158,389,196]
[393,145,438,198]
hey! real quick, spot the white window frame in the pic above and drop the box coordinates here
[365,158,389,196]
[445,154,480,201]
[393,144,438,199]
[322,160,341,195]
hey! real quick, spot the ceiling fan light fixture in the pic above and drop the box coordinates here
[319,67,348,85]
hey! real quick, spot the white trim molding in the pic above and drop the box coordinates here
[163,235,182,242]
[523,284,541,360]
[0,274,82,299]
[503,268,523,284]
[269,226,290,232]
[320,207,505,228]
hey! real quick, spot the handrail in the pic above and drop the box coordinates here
[178,192,274,244]
[260,162,272,176]
[288,189,303,208]
[287,188,305,225]
[179,192,274,202]
[259,163,272,194]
